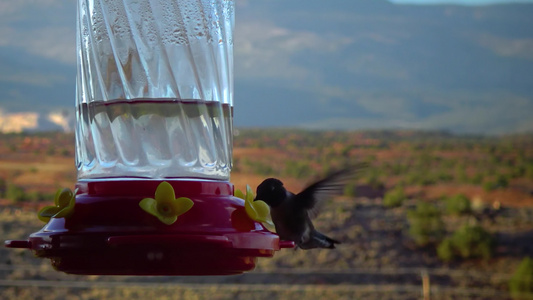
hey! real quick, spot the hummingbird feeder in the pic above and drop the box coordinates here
[5,0,292,275]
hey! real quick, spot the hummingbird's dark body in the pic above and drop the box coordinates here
[255,166,365,250]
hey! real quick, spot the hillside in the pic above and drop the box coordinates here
[1,129,533,299]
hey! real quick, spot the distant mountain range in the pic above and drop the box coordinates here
[233,0,533,134]
[0,0,532,134]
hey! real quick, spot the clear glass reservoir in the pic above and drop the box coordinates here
[75,0,234,180]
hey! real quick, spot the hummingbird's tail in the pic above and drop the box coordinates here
[300,230,341,249]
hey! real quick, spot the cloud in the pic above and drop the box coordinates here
[476,34,533,61]
[0,0,76,65]
[388,0,533,5]
[48,111,73,132]
[355,94,415,119]
[0,26,76,65]
[235,21,352,82]
[0,0,62,16]
[345,54,411,81]
[25,27,76,64]
[0,108,39,133]
[0,71,68,87]
[0,1,531,135]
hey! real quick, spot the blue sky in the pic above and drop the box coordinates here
[389,0,533,4]
[0,0,532,134]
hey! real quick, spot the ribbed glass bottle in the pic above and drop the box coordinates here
[75,0,234,180]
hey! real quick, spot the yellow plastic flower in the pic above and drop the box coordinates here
[139,181,194,225]
[235,185,273,226]
[38,188,77,223]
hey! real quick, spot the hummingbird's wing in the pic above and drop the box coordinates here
[293,163,367,219]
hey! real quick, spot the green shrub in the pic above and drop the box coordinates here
[437,238,455,262]
[244,159,275,176]
[470,173,484,185]
[61,148,71,157]
[0,177,6,198]
[389,163,408,176]
[496,174,509,188]
[483,174,510,191]
[435,171,453,183]
[362,168,385,190]
[47,145,56,155]
[30,191,54,202]
[6,184,29,203]
[445,194,471,215]
[367,176,385,190]
[438,225,495,261]
[284,161,313,179]
[405,172,436,186]
[343,183,357,197]
[509,257,533,299]
[407,202,445,246]
[526,163,533,180]
[383,187,406,208]
[483,181,497,192]
[455,167,469,184]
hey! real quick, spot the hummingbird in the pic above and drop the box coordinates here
[254,165,365,250]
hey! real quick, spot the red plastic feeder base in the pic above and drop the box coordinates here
[4,180,294,275]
